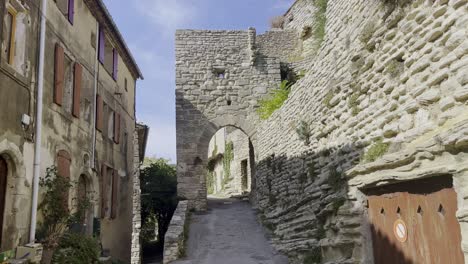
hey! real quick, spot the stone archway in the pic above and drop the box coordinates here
[175,29,282,210]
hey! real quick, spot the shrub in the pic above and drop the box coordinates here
[270,16,285,29]
[296,120,312,145]
[257,80,292,120]
[313,0,328,46]
[52,233,100,264]
[363,138,390,162]
[303,248,322,264]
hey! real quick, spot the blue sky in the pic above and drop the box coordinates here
[102,0,295,162]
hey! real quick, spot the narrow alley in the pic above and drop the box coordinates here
[173,198,288,264]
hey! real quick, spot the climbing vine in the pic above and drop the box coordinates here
[313,0,328,48]
[222,141,234,188]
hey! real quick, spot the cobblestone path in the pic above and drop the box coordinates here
[173,198,288,264]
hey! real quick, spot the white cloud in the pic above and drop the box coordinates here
[133,0,198,33]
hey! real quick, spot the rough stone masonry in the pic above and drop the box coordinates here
[176,0,468,263]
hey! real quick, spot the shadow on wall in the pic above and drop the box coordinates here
[370,223,414,264]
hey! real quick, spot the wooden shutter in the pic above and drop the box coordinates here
[112,49,118,80]
[111,170,119,219]
[72,63,82,118]
[96,94,103,131]
[100,163,108,218]
[54,44,64,106]
[98,26,105,63]
[68,0,74,24]
[113,112,120,144]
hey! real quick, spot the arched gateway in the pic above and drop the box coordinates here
[175,28,283,210]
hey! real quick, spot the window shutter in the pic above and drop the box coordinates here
[68,0,74,24]
[98,26,105,63]
[112,49,118,80]
[72,63,82,118]
[111,169,119,219]
[54,44,64,106]
[96,94,103,131]
[113,112,120,144]
[100,163,108,218]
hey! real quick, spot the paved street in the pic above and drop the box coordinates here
[173,198,288,264]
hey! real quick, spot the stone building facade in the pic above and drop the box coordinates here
[207,127,251,196]
[0,0,145,262]
[176,0,468,262]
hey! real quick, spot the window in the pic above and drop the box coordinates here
[98,27,118,80]
[4,7,16,65]
[213,68,225,79]
[107,108,114,140]
[96,94,103,131]
[54,0,74,24]
[53,43,82,117]
[100,164,119,219]
[124,78,128,92]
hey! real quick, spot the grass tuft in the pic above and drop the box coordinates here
[257,80,292,120]
[362,138,390,162]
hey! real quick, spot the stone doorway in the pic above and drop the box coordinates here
[0,156,7,246]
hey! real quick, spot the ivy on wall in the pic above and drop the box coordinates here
[222,141,234,189]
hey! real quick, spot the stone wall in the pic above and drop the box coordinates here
[163,200,189,264]
[253,0,468,263]
[176,0,468,262]
[131,130,142,264]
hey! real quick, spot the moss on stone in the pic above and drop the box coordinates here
[328,167,344,191]
[363,138,390,162]
[303,248,322,264]
[296,120,311,145]
[359,22,376,46]
[313,0,328,47]
[348,93,360,116]
[386,59,404,78]
[307,162,316,180]
[323,90,334,108]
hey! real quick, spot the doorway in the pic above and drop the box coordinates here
[367,176,463,264]
[0,157,7,246]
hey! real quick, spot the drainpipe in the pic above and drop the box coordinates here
[91,22,99,169]
[30,0,47,243]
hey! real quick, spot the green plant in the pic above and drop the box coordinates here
[359,22,376,45]
[313,0,328,48]
[296,120,312,145]
[222,141,234,188]
[257,80,292,120]
[386,59,403,78]
[328,167,344,191]
[303,248,322,264]
[307,162,316,180]
[362,138,390,162]
[207,171,215,194]
[332,197,346,214]
[323,90,334,108]
[51,233,100,264]
[140,158,178,249]
[37,167,75,249]
[207,153,223,172]
[348,93,360,116]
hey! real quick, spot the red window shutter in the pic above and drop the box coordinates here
[113,112,120,144]
[100,163,108,218]
[72,63,82,118]
[54,44,64,106]
[96,94,103,132]
[111,169,119,219]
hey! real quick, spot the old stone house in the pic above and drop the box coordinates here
[0,0,145,262]
[176,0,468,263]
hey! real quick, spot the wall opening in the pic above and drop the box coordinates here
[206,126,254,198]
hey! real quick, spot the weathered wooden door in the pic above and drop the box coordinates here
[367,177,464,264]
[0,157,7,245]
